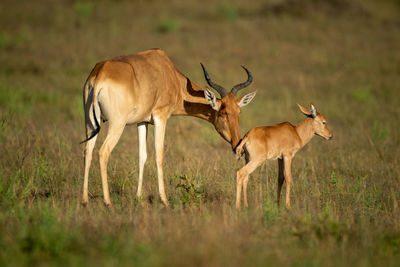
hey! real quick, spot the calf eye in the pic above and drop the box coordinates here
[322,121,327,125]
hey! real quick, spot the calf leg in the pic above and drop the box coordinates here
[276,158,284,206]
[243,157,250,208]
[283,156,293,209]
[236,158,263,211]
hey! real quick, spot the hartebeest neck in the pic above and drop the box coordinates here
[295,117,315,148]
[173,77,217,124]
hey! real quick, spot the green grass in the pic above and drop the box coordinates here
[74,2,93,19]
[157,18,181,33]
[0,0,400,266]
[0,32,10,50]
[219,2,239,21]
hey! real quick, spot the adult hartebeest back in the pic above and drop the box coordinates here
[81,48,256,207]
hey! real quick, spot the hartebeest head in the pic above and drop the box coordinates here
[297,103,333,140]
[200,63,257,150]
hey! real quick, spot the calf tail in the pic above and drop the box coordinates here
[234,135,248,161]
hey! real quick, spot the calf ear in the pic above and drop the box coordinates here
[237,91,257,107]
[310,104,317,118]
[204,87,220,111]
[297,103,312,117]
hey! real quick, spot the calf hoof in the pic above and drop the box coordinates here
[104,202,113,210]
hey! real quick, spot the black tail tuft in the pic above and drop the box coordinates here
[234,138,246,161]
[80,104,101,144]
[233,138,243,154]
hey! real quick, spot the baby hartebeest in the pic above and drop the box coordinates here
[235,104,332,211]
[81,49,256,207]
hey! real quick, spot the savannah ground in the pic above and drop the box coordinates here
[1,0,400,266]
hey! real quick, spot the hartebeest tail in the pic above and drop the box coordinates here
[235,103,333,211]
[80,77,101,144]
[235,136,248,160]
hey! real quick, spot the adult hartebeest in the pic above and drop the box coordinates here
[235,104,332,211]
[81,49,256,207]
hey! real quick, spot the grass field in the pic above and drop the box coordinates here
[1,0,400,266]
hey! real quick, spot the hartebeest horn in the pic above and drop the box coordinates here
[231,66,253,95]
[200,63,228,98]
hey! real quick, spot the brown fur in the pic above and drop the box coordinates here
[235,104,332,211]
[81,49,256,207]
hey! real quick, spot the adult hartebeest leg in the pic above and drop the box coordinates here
[276,158,284,206]
[82,134,97,205]
[136,122,148,199]
[283,156,293,209]
[99,120,126,207]
[154,117,169,206]
[82,100,100,206]
[236,158,263,211]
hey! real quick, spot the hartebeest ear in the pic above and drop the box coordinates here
[204,87,221,111]
[310,104,317,118]
[237,91,257,107]
[297,103,312,117]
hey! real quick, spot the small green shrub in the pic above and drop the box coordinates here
[176,174,205,206]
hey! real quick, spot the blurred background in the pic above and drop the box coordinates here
[0,0,399,266]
